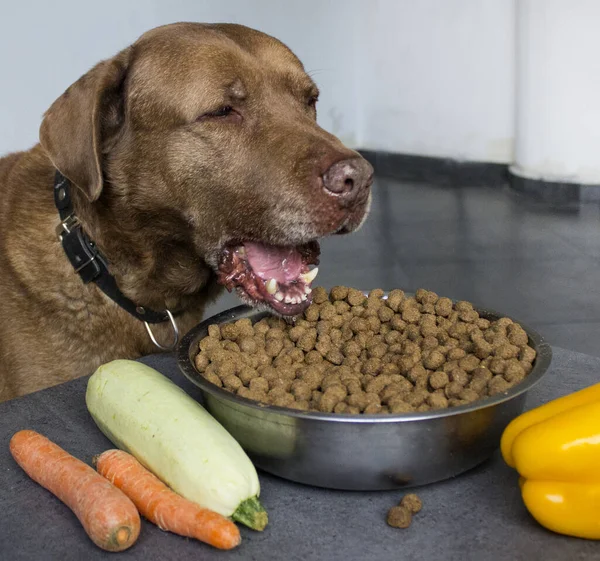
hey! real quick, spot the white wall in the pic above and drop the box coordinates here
[512,0,600,184]
[0,0,359,155]
[357,0,516,163]
[1,0,515,163]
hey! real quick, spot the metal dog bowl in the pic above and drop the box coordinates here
[177,296,552,491]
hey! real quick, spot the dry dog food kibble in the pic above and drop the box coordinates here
[400,493,423,514]
[386,506,412,529]
[194,287,537,414]
[387,493,423,529]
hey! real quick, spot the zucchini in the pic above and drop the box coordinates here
[85,359,267,531]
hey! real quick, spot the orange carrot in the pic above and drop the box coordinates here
[9,430,140,552]
[95,449,241,550]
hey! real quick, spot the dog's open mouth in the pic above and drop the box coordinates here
[216,240,321,316]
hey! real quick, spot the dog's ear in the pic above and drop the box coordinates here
[39,48,131,202]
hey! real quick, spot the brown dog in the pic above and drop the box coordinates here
[0,22,372,402]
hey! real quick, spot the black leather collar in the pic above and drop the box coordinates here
[53,171,175,326]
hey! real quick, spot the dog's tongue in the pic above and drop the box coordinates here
[244,242,303,283]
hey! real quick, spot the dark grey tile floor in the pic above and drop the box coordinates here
[204,178,600,358]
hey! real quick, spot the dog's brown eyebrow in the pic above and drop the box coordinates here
[227,79,247,100]
[282,71,319,100]
[306,86,320,99]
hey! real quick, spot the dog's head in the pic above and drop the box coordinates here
[40,23,373,316]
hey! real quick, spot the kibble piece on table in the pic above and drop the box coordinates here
[386,506,412,529]
[386,493,423,529]
[194,287,538,414]
[400,493,423,514]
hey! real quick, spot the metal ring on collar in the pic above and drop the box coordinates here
[144,309,179,351]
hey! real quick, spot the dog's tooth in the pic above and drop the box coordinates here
[237,246,246,257]
[300,293,307,302]
[265,278,278,295]
[284,295,293,304]
[304,285,312,295]
[275,291,284,302]
[300,267,319,284]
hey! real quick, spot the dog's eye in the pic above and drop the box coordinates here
[307,96,318,108]
[203,106,233,118]
[196,106,242,124]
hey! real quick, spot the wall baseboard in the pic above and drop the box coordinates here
[359,149,600,202]
[509,173,600,203]
[358,149,508,187]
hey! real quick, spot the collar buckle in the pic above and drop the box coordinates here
[56,214,80,240]
[56,217,102,283]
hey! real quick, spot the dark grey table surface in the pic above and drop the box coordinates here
[1,348,599,561]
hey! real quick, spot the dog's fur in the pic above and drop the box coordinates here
[0,23,372,402]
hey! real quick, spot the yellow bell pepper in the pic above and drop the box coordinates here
[500,382,600,540]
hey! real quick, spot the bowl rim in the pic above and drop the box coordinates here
[177,292,553,423]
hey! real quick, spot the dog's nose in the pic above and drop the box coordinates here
[322,158,373,199]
